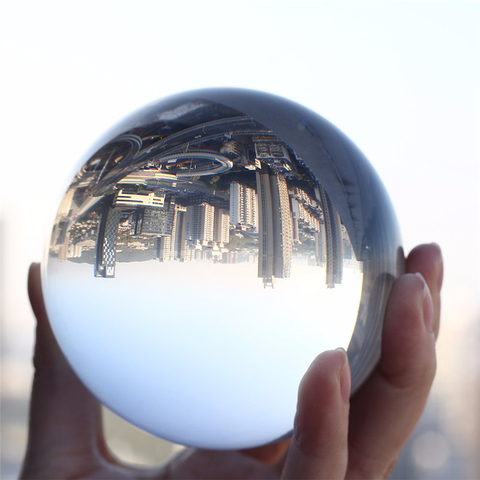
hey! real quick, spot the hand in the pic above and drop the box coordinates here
[20,243,442,479]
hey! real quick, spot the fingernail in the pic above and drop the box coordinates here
[430,243,444,291]
[336,348,351,403]
[29,262,40,273]
[415,272,434,333]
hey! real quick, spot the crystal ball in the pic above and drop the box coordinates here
[43,88,402,449]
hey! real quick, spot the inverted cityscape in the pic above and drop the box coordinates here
[49,102,361,289]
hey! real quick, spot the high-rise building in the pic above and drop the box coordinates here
[173,207,187,261]
[315,226,326,266]
[317,185,343,287]
[185,202,215,245]
[214,208,230,244]
[95,202,122,278]
[150,200,188,261]
[155,235,173,262]
[230,182,258,231]
[256,167,293,286]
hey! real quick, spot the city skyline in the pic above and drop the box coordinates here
[48,117,358,289]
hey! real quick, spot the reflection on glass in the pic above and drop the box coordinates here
[44,89,401,449]
[51,129,356,288]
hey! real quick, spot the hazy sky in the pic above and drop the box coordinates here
[1,1,479,383]
[43,258,362,447]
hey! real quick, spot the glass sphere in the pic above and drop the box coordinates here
[43,88,402,449]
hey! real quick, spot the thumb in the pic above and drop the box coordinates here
[21,264,108,475]
[281,349,351,479]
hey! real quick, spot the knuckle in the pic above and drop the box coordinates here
[380,359,436,392]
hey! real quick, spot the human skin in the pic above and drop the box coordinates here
[20,243,442,479]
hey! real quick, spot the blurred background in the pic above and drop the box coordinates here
[1,1,479,478]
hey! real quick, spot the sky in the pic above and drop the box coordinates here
[0,0,479,472]
[42,258,362,448]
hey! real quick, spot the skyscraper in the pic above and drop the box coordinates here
[229,182,258,231]
[95,200,122,278]
[214,208,230,245]
[317,185,343,287]
[256,166,293,286]
[185,202,215,245]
